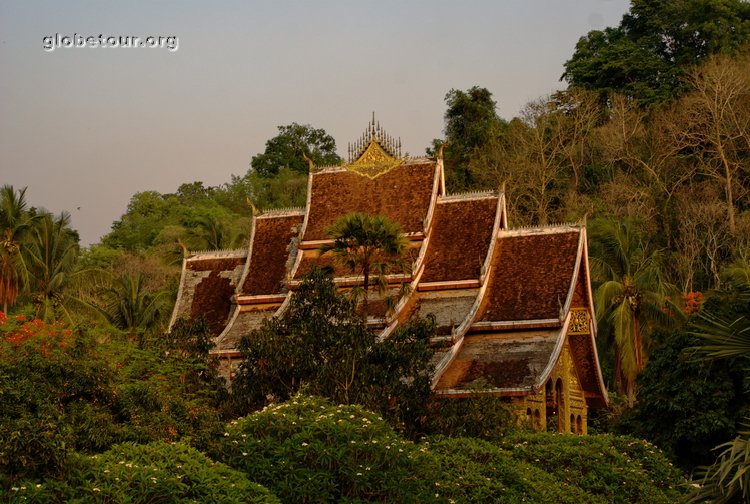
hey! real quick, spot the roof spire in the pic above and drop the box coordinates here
[348,114,401,162]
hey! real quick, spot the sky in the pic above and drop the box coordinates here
[0,0,631,246]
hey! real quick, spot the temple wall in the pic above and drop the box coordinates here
[515,343,588,434]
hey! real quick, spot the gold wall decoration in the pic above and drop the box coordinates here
[568,308,590,335]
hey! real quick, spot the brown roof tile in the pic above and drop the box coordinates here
[214,307,276,351]
[241,214,304,295]
[178,255,246,336]
[421,197,497,283]
[412,291,478,336]
[302,160,437,241]
[479,230,580,322]
[434,329,560,391]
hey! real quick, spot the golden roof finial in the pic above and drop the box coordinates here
[345,114,404,178]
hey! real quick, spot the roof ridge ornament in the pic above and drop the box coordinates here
[344,113,404,179]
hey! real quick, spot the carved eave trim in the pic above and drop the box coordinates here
[287,272,413,289]
[167,255,189,332]
[581,226,609,406]
[468,318,563,332]
[433,387,532,398]
[298,233,424,251]
[208,349,242,358]
[479,192,506,285]
[417,280,481,292]
[236,294,287,305]
[532,311,572,392]
[235,217,259,296]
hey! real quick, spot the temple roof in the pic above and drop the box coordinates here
[238,211,304,296]
[301,159,439,241]
[214,307,276,352]
[433,328,562,393]
[169,250,247,336]
[420,194,499,284]
[478,227,582,324]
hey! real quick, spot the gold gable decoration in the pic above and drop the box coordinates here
[345,114,403,179]
[568,308,590,335]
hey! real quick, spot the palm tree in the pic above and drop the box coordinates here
[688,279,750,503]
[0,185,33,314]
[589,219,680,406]
[24,212,80,322]
[96,272,166,345]
[320,213,409,317]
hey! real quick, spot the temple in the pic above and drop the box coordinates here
[169,118,608,434]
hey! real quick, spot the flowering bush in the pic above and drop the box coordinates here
[212,393,440,503]
[1,442,279,503]
[0,312,73,356]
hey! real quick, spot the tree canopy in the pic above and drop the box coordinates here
[562,0,750,105]
[250,122,342,177]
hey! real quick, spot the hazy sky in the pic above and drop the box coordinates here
[0,0,630,246]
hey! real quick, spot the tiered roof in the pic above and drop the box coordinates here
[169,250,247,336]
[168,118,607,408]
[300,161,438,242]
[477,227,582,324]
[420,193,500,284]
[238,210,305,296]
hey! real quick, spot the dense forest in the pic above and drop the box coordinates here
[3,1,750,502]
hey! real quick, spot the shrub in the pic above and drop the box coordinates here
[211,393,439,503]
[1,441,278,503]
[498,433,688,503]
[429,436,591,503]
[234,269,434,434]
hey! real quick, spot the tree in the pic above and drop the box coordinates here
[95,273,167,344]
[688,279,750,502]
[24,212,80,322]
[618,329,750,469]
[0,185,32,314]
[234,269,434,430]
[320,213,409,317]
[432,86,506,190]
[250,123,342,177]
[589,218,680,406]
[667,52,750,234]
[563,0,750,106]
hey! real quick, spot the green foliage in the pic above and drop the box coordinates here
[433,86,506,190]
[589,218,681,404]
[424,383,519,441]
[321,212,410,313]
[250,122,342,177]
[102,187,250,254]
[211,394,436,503]
[563,0,750,105]
[618,329,750,468]
[687,277,750,501]
[1,442,278,503]
[497,433,687,503]
[429,435,593,503]
[0,317,228,486]
[212,395,688,504]
[0,318,111,483]
[234,269,434,431]
[94,273,167,343]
